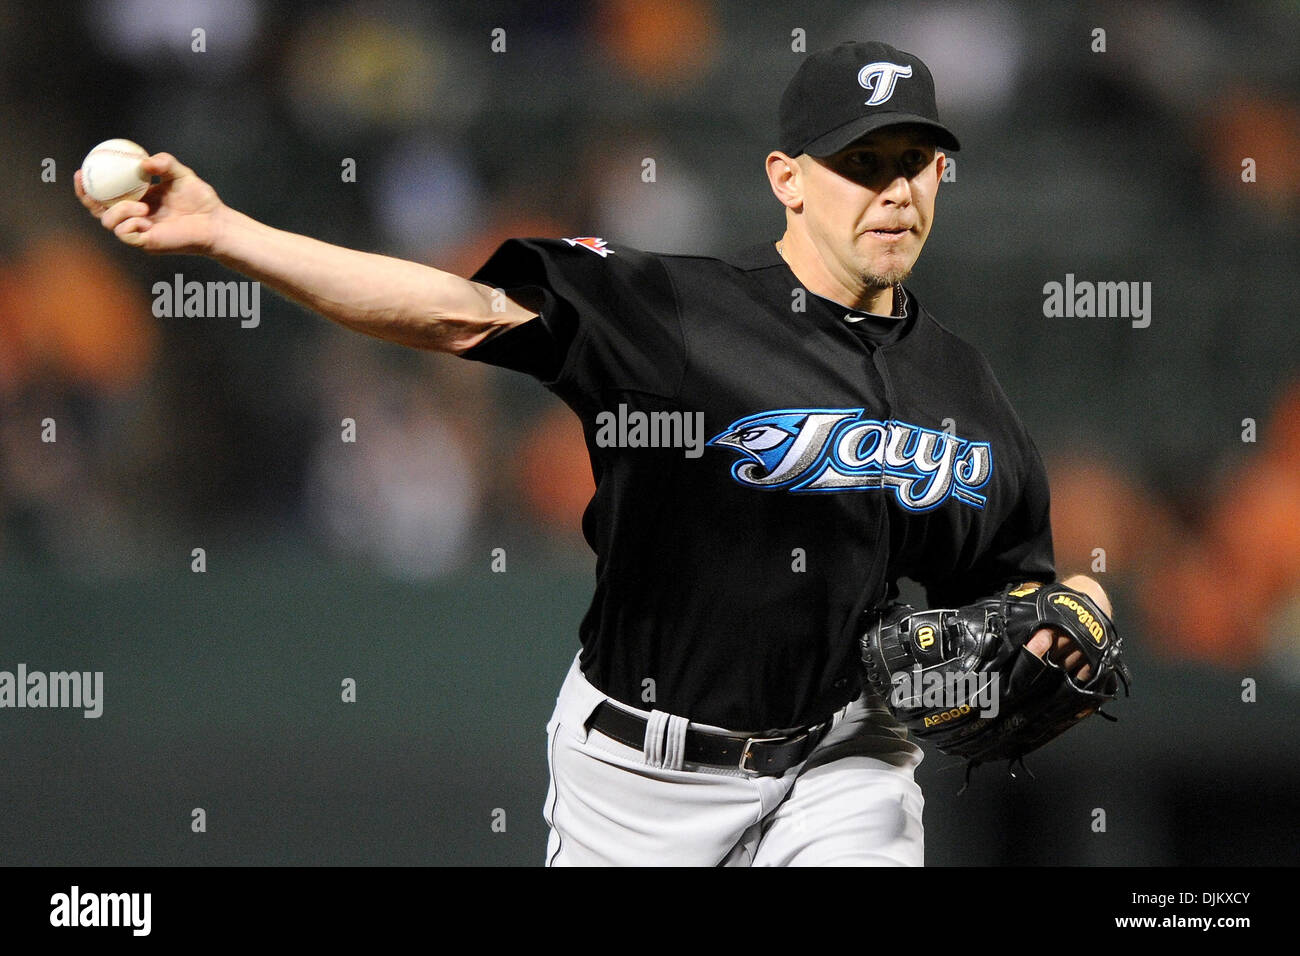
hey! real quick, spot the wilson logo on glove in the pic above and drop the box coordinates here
[1050,594,1107,647]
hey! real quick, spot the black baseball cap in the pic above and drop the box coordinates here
[779,40,961,157]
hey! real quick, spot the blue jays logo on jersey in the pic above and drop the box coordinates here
[857,61,912,106]
[708,408,992,512]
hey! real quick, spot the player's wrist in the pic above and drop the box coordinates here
[207,204,257,262]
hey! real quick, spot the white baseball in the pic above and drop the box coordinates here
[81,139,151,205]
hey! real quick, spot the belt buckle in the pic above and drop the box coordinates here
[739,731,807,775]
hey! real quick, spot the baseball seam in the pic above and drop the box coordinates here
[84,148,150,203]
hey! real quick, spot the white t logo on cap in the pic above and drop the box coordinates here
[858,61,913,106]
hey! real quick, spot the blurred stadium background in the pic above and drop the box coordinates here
[2,0,1298,865]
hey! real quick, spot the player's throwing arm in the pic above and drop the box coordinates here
[74,147,535,353]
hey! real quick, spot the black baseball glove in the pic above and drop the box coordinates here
[860,580,1131,776]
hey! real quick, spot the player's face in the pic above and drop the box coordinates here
[798,128,945,291]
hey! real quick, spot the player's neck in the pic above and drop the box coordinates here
[774,234,895,315]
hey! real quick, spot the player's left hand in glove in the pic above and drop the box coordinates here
[859,577,1131,777]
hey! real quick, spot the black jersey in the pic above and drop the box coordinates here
[463,237,1055,730]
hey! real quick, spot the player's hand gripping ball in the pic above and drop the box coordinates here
[79,139,151,206]
[860,581,1132,774]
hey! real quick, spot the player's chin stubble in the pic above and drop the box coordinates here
[848,255,914,290]
[861,266,912,289]
[854,238,920,289]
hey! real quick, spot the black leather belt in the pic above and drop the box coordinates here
[585,700,831,776]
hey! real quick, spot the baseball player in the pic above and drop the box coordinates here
[77,40,1125,866]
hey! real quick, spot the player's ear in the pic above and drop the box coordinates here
[765,151,803,211]
[933,150,946,186]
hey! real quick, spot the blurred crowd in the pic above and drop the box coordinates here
[1,0,1298,676]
